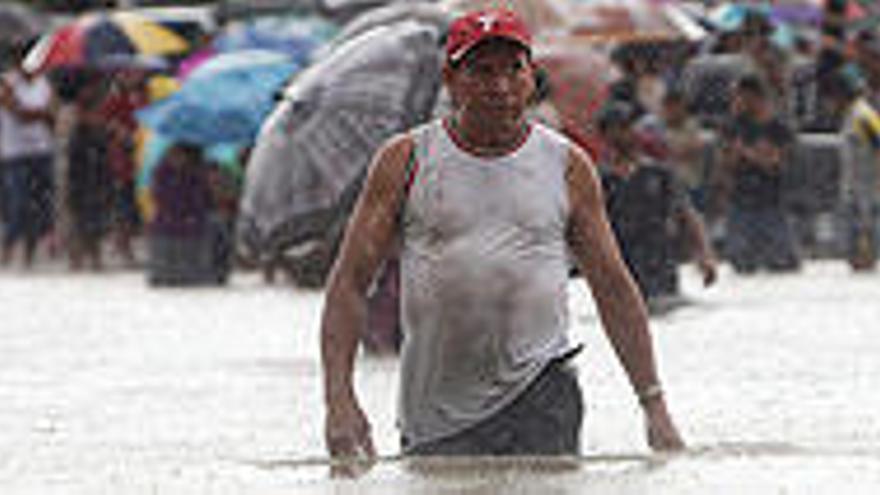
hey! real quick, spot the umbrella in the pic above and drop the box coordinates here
[146,73,180,102]
[329,2,450,49]
[23,11,189,73]
[136,49,299,147]
[439,0,572,33]
[237,20,443,259]
[702,1,868,30]
[769,4,823,27]
[560,0,707,44]
[0,3,46,46]
[705,3,799,48]
[533,43,619,159]
[96,53,170,72]
[212,15,338,64]
[175,46,216,81]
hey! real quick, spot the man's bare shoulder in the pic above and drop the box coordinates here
[564,142,599,183]
[361,132,418,204]
[376,133,416,168]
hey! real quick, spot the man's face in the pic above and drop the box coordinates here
[445,39,535,124]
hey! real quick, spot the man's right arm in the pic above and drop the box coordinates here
[320,134,414,459]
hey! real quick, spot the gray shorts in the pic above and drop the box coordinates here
[404,356,584,456]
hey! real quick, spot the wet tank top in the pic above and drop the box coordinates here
[398,120,575,448]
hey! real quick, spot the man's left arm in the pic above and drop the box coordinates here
[565,146,685,452]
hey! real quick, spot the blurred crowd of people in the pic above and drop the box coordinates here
[562,6,880,316]
[0,38,241,283]
[1,2,880,310]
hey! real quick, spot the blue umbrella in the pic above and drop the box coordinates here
[137,49,299,146]
[707,3,796,48]
[213,15,338,64]
[708,3,759,32]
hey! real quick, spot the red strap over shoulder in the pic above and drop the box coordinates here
[403,139,420,198]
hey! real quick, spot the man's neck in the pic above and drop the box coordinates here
[449,112,529,156]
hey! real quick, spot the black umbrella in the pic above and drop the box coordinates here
[237,20,443,268]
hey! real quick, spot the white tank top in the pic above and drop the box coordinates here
[0,71,54,160]
[398,119,575,448]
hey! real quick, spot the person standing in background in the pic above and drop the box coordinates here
[712,75,800,273]
[147,142,214,286]
[100,69,148,267]
[0,40,56,268]
[637,88,708,210]
[599,102,717,312]
[853,32,880,109]
[66,72,112,271]
[49,69,85,265]
[821,70,880,271]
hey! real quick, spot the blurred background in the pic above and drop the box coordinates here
[0,0,878,291]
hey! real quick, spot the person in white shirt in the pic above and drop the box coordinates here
[0,40,56,268]
[320,9,684,461]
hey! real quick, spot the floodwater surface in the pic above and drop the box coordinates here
[2,261,880,493]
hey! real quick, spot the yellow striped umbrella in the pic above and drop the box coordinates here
[25,11,189,72]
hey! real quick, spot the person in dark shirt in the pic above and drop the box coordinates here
[99,70,148,266]
[597,102,717,311]
[66,77,112,271]
[712,75,800,273]
[607,44,664,121]
[148,143,215,286]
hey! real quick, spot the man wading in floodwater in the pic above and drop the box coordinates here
[321,9,684,458]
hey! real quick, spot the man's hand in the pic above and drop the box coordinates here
[325,398,375,460]
[643,398,686,452]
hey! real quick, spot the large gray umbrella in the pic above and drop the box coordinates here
[237,19,443,269]
[0,3,46,46]
[327,2,449,50]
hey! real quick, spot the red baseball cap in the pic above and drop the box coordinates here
[445,9,532,65]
